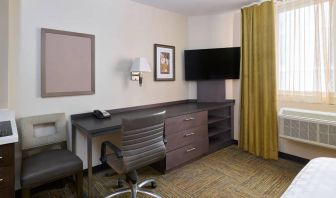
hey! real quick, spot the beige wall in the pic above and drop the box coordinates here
[11,0,189,118]
[9,0,190,188]
[0,0,9,108]
[187,11,241,139]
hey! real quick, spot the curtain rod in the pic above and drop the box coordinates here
[241,0,284,9]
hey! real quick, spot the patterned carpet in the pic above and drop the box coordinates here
[32,145,303,198]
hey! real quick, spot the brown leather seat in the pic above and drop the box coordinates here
[21,149,82,187]
[19,113,83,198]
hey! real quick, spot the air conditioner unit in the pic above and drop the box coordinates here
[278,108,336,149]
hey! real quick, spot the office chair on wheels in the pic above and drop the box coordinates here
[100,111,166,198]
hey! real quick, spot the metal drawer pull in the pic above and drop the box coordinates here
[184,117,195,121]
[184,132,195,137]
[186,147,196,152]
[0,179,3,182]
[0,156,2,159]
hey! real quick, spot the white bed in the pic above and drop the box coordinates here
[282,157,336,198]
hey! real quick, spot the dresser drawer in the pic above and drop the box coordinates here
[166,140,209,170]
[165,111,207,135]
[0,187,14,198]
[0,167,14,190]
[0,144,14,167]
[166,125,208,152]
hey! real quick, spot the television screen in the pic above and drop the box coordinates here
[184,47,240,80]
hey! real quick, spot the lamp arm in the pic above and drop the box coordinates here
[139,72,143,86]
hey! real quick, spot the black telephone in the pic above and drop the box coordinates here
[93,110,111,119]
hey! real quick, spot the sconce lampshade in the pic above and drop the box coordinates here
[130,57,151,72]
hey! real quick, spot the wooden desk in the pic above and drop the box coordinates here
[71,100,235,197]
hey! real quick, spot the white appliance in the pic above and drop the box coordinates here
[278,108,336,150]
[0,109,19,145]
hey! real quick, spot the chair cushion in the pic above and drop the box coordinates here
[21,149,83,188]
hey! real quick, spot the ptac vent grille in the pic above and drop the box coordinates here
[279,108,336,149]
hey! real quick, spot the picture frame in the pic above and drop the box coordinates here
[154,44,175,81]
[41,28,95,98]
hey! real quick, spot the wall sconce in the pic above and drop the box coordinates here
[130,57,151,86]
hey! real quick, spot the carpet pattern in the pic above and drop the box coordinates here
[32,145,303,198]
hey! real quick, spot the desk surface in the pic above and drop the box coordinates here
[71,100,234,136]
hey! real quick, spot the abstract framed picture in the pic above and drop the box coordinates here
[41,28,95,98]
[154,44,175,81]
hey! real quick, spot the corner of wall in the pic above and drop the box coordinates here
[0,0,10,108]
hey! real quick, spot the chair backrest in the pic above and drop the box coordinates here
[19,113,67,158]
[121,111,166,172]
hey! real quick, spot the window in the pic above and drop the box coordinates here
[277,0,335,104]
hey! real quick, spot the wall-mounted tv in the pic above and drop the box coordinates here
[184,47,240,80]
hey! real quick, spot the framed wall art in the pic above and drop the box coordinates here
[154,44,175,81]
[41,28,95,97]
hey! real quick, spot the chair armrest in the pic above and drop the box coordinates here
[100,141,123,164]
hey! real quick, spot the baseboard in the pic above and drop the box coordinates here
[83,163,110,176]
[233,140,309,165]
[233,139,238,145]
[15,189,22,198]
[278,152,309,165]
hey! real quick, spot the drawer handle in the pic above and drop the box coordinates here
[0,156,2,159]
[184,132,195,137]
[186,147,196,152]
[184,117,195,121]
[0,179,3,182]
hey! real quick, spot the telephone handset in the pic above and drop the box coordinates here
[93,110,111,119]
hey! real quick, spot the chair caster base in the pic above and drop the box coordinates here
[117,180,123,188]
[105,179,161,198]
[151,181,157,189]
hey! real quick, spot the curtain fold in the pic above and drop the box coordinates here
[239,1,278,160]
[277,0,336,104]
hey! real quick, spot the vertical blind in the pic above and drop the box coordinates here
[276,0,336,104]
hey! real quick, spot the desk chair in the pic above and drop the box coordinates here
[19,113,83,198]
[100,111,166,198]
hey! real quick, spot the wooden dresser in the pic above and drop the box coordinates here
[164,111,209,170]
[153,102,235,173]
[0,143,15,198]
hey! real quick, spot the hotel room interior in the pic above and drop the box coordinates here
[0,0,336,197]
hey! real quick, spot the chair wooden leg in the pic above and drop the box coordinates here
[22,188,30,198]
[76,171,83,198]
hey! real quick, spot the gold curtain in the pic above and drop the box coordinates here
[239,1,278,160]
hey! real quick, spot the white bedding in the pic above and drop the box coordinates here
[281,157,336,198]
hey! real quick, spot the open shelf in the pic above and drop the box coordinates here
[209,133,233,153]
[208,115,231,124]
[207,105,235,153]
[208,126,231,138]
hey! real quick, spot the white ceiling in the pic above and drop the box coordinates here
[131,0,256,16]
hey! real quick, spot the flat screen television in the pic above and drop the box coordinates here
[184,47,240,80]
